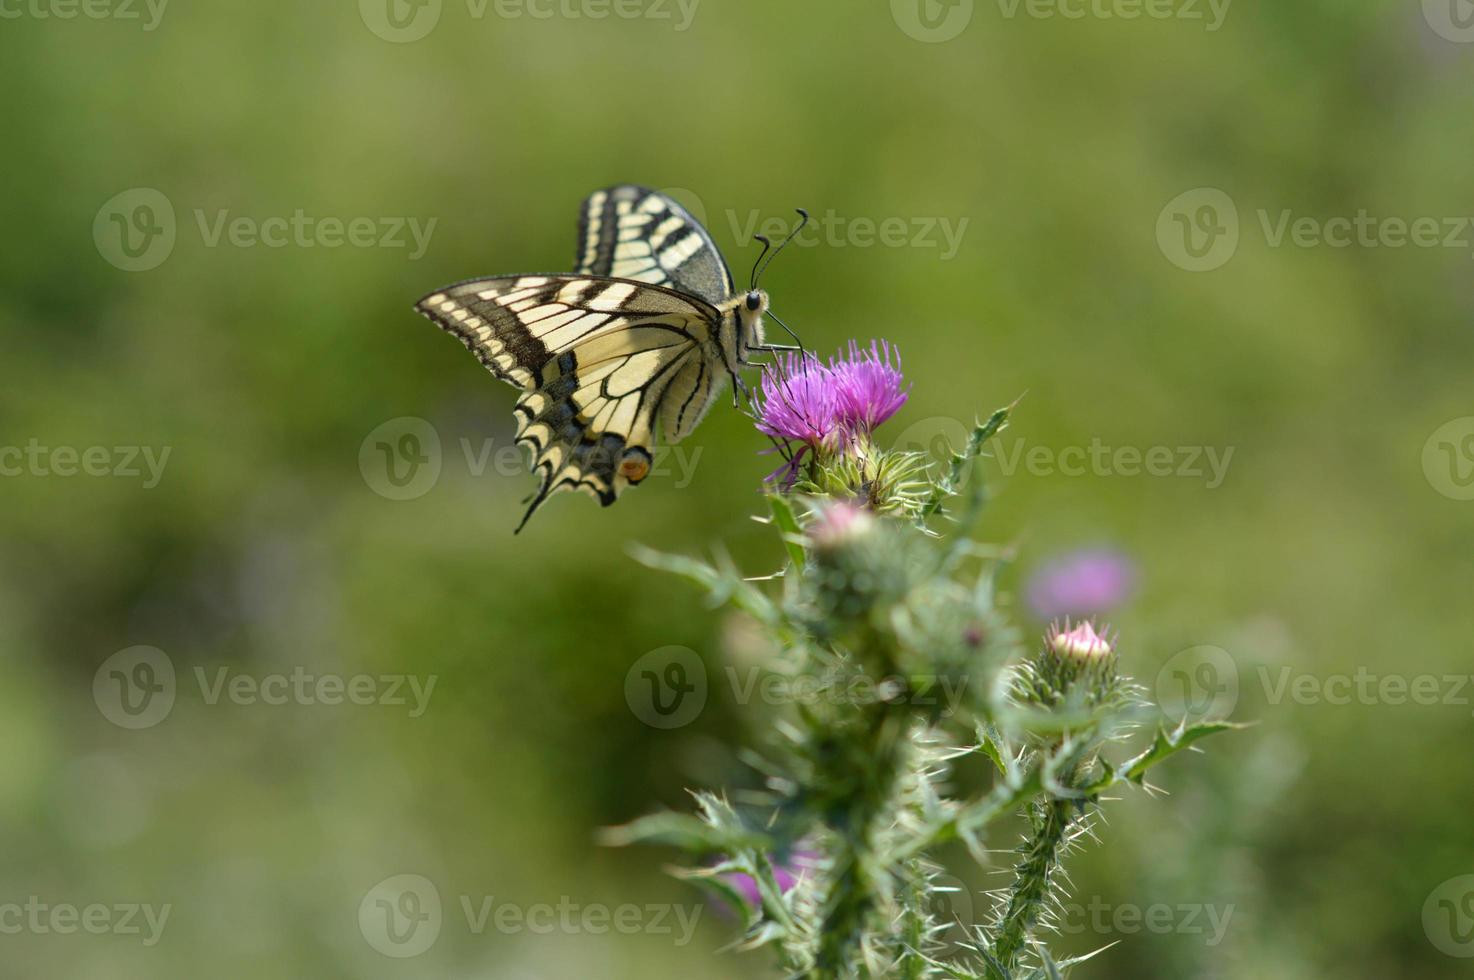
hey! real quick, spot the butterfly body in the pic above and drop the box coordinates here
[416,185,772,531]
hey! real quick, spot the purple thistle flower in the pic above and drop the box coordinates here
[1026,548,1136,620]
[721,850,820,910]
[829,340,910,432]
[753,340,910,449]
[753,352,840,448]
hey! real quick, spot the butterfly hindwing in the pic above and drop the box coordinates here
[415,274,727,529]
[576,185,735,307]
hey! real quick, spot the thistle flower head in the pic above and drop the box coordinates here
[754,352,840,448]
[830,339,910,432]
[1027,548,1136,620]
[753,340,910,449]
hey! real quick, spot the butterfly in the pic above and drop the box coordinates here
[415,184,803,531]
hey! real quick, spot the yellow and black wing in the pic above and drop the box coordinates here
[575,185,734,306]
[415,274,725,530]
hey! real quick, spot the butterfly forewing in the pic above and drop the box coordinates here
[576,185,735,307]
[415,273,726,530]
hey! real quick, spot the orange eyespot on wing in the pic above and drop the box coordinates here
[618,448,652,483]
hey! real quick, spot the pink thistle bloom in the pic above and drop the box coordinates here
[829,340,910,433]
[753,352,841,448]
[1026,548,1136,620]
[753,341,910,447]
[722,850,821,909]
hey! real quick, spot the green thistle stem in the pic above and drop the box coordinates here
[896,859,931,980]
[811,706,907,979]
[993,795,1078,971]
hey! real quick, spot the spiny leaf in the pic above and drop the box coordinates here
[1121,719,1249,785]
[628,543,779,625]
[922,405,1013,518]
[975,723,1011,776]
[598,811,773,854]
[767,493,808,572]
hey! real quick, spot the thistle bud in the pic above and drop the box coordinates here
[803,504,920,645]
[1048,620,1113,662]
[1015,619,1124,713]
[807,500,874,551]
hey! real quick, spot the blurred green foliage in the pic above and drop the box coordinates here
[2,1,1473,976]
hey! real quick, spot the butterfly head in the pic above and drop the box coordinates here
[735,288,769,357]
[739,209,806,360]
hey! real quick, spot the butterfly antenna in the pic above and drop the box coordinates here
[751,208,809,290]
[748,235,773,291]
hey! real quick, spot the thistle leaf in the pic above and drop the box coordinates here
[1121,719,1249,785]
[922,405,1013,518]
[598,811,773,854]
[767,493,808,572]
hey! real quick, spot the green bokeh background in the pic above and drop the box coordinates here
[3,1,1473,976]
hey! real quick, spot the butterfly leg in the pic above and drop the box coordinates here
[754,341,813,362]
[729,369,750,408]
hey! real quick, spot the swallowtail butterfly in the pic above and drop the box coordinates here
[416,185,798,531]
